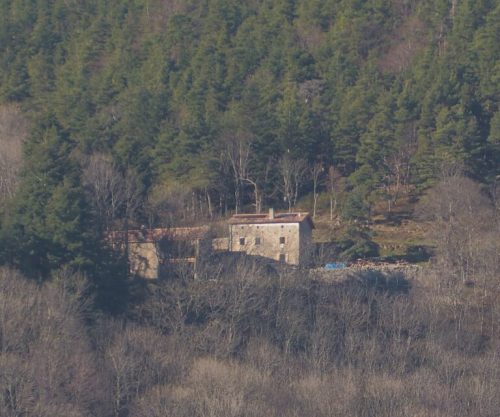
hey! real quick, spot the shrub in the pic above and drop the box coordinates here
[335,226,380,261]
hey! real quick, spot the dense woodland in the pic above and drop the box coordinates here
[1,220,499,417]
[0,0,499,277]
[0,1,499,415]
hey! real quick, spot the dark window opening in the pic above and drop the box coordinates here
[255,237,261,245]
[239,237,245,245]
[279,237,285,244]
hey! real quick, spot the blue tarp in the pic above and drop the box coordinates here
[324,262,347,270]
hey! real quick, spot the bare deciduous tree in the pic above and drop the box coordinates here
[243,172,263,214]
[279,154,307,212]
[0,267,109,417]
[310,162,324,219]
[2,260,500,417]
[83,153,126,231]
[146,181,191,227]
[378,16,426,73]
[222,130,253,214]
[103,322,182,417]
[382,124,417,211]
[83,153,141,232]
[221,129,268,214]
[418,169,497,286]
[326,165,342,222]
[123,170,142,226]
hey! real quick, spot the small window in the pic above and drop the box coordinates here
[255,237,261,245]
[239,237,245,245]
[279,236,285,244]
[279,254,286,263]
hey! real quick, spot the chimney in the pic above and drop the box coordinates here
[269,207,275,219]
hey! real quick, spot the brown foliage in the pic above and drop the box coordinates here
[2,226,500,417]
[0,268,109,417]
[379,15,427,74]
[418,173,499,288]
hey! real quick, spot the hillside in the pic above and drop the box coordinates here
[0,0,499,274]
[0,2,499,416]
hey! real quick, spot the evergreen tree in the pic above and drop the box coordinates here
[5,118,98,277]
[0,0,499,243]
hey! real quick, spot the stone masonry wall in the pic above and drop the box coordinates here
[129,242,160,279]
[230,223,301,265]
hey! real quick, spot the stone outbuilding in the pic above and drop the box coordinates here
[107,226,211,279]
[228,209,314,265]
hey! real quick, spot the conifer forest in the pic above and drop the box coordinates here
[0,1,499,416]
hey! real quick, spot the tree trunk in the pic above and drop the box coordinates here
[234,182,240,214]
[254,186,261,214]
[206,188,213,219]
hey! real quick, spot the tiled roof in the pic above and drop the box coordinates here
[107,226,210,243]
[228,212,314,228]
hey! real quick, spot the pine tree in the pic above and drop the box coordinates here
[6,118,98,277]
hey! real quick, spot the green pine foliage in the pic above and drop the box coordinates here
[0,0,499,275]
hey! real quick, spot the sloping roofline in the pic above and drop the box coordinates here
[107,226,210,244]
[228,212,314,229]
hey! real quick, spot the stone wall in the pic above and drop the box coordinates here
[299,221,313,265]
[212,237,229,251]
[230,223,303,265]
[128,242,160,279]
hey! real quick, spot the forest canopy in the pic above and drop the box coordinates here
[0,0,499,276]
[0,4,499,416]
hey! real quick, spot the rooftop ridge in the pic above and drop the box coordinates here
[231,211,310,217]
[228,211,314,228]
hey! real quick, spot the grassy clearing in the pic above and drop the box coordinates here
[311,194,435,262]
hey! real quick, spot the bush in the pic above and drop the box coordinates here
[336,226,380,261]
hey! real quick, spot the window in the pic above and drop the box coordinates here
[239,237,245,245]
[255,237,261,245]
[279,236,285,244]
[279,254,286,263]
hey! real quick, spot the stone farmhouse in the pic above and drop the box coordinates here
[108,226,211,279]
[107,209,314,279]
[228,208,314,266]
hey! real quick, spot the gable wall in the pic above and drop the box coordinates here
[230,222,301,265]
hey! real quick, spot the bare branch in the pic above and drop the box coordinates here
[279,154,308,212]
